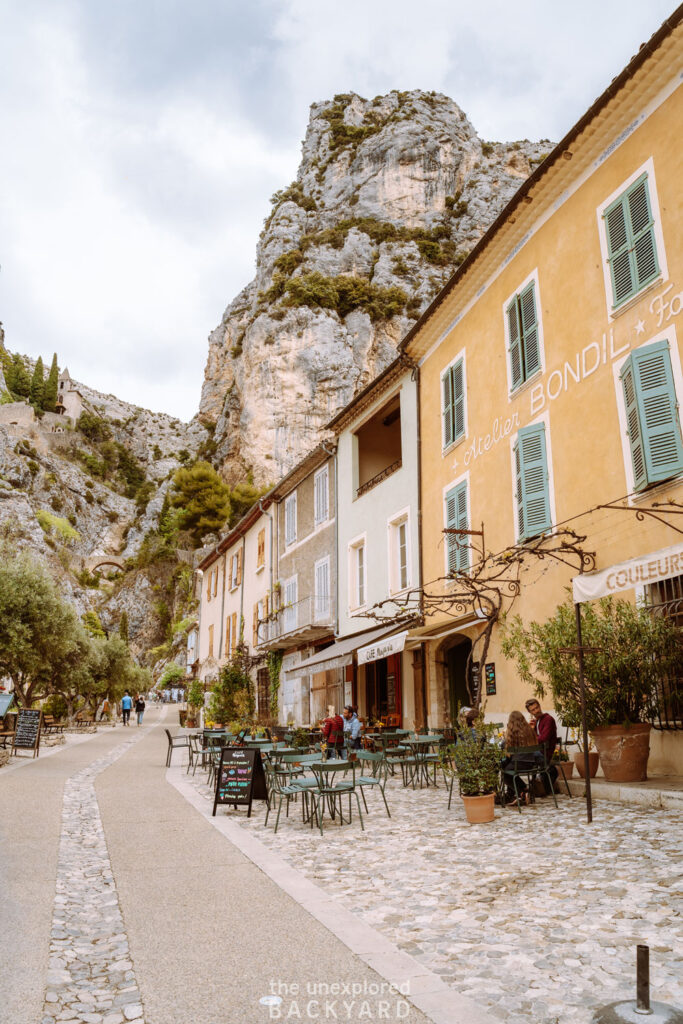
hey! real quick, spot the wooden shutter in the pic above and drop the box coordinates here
[445,481,468,573]
[515,424,552,540]
[257,529,265,568]
[236,548,242,585]
[519,283,540,377]
[224,616,231,656]
[231,612,237,650]
[507,298,523,391]
[605,175,659,307]
[253,604,258,646]
[213,567,218,597]
[442,367,454,447]
[208,624,214,658]
[625,340,683,489]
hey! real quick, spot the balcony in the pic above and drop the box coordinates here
[257,594,335,649]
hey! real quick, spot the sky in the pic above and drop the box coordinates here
[0,0,675,422]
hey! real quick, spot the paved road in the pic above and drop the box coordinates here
[0,708,459,1024]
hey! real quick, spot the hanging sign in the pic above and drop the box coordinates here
[212,747,267,817]
[357,631,408,666]
[573,543,683,603]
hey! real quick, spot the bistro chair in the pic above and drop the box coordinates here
[164,728,190,767]
[310,761,364,835]
[186,733,204,776]
[264,762,313,833]
[355,751,391,818]
[502,745,558,812]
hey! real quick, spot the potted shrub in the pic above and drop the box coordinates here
[568,729,599,779]
[186,679,204,729]
[502,596,680,783]
[451,728,501,823]
[552,746,575,780]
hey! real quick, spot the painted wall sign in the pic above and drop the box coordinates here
[573,542,683,603]
[452,414,520,471]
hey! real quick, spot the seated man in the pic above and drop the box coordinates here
[525,698,558,795]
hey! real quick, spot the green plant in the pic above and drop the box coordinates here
[290,726,311,750]
[36,510,80,544]
[186,678,204,709]
[158,662,185,689]
[450,729,501,795]
[209,644,254,725]
[266,650,283,720]
[501,595,680,728]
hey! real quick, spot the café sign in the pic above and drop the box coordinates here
[357,630,408,666]
[572,543,683,603]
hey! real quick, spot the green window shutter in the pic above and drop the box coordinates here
[630,340,683,487]
[442,368,454,448]
[605,174,659,307]
[620,355,648,490]
[515,423,552,541]
[452,359,465,441]
[519,282,540,377]
[507,299,523,391]
[445,480,469,573]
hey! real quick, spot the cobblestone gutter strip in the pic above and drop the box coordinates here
[166,765,496,1024]
[41,737,147,1024]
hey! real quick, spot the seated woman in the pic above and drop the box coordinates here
[501,711,543,805]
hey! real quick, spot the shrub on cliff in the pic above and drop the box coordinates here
[169,461,231,546]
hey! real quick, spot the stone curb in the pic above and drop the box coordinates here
[567,778,683,809]
[166,765,496,1024]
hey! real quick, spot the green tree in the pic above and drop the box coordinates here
[158,661,185,689]
[208,644,254,726]
[9,353,30,398]
[29,356,45,407]
[169,461,231,545]
[82,610,106,638]
[228,478,270,527]
[119,610,129,644]
[42,353,59,412]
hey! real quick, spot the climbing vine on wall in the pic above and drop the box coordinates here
[267,649,284,719]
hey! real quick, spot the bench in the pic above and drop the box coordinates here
[43,715,65,734]
[74,711,96,728]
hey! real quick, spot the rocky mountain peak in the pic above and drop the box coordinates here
[200,89,553,485]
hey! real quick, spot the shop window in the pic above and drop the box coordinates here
[604,173,659,309]
[514,423,552,541]
[355,394,402,497]
[621,339,683,491]
[644,574,683,730]
[506,280,541,392]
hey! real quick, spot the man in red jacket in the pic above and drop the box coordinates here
[322,707,345,760]
[526,698,558,794]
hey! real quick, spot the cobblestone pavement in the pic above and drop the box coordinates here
[191,766,683,1024]
[42,737,146,1024]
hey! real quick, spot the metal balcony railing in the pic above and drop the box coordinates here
[257,594,334,645]
[356,458,402,498]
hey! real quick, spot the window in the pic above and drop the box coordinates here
[620,339,683,491]
[349,541,366,609]
[388,512,410,592]
[442,355,466,449]
[285,493,297,546]
[444,481,469,574]
[604,174,659,309]
[230,550,242,589]
[257,528,265,569]
[257,668,270,717]
[314,466,329,525]
[506,280,541,392]
[514,423,552,541]
[315,558,330,620]
[283,577,297,633]
[208,624,214,659]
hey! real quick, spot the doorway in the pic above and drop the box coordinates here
[364,654,402,722]
[447,638,472,723]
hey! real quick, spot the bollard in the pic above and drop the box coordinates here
[636,945,651,1015]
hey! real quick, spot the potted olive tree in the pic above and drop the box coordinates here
[185,679,204,729]
[451,728,501,823]
[501,596,680,783]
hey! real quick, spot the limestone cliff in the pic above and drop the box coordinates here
[200,90,553,484]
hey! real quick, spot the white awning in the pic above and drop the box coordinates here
[572,542,683,603]
[283,624,406,677]
[357,630,408,665]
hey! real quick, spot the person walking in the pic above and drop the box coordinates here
[121,691,133,726]
[134,694,146,727]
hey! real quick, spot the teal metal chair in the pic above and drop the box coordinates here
[502,745,558,812]
[310,761,364,835]
[355,751,391,818]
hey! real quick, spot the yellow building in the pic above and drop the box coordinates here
[403,10,683,772]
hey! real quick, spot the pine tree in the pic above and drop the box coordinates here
[10,354,30,397]
[118,611,129,644]
[29,357,45,407]
[42,353,59,412]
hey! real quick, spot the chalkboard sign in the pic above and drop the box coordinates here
[212,747,267,817]
[485,663,496,696]
[12,709,42,758]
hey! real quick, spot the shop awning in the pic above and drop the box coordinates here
[357,630,408,665]
[283,624,406,677]
[572,542,683,603]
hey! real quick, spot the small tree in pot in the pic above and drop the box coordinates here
[451,726,501,823]
[501,595,681,782]
[186,679,204,728]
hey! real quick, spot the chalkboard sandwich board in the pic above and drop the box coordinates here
[212,747,267,818]
[12,708,42,758]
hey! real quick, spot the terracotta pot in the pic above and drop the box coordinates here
[554,761,574,779]
[461,793,496,823]
[591,723,651,782]
[574,752,599,778]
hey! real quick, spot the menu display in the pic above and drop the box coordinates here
[212,747,267,818]
[12,709,42,757]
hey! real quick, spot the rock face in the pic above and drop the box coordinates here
[200,90,553,484]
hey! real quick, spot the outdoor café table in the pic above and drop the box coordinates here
[403,735,444,789]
